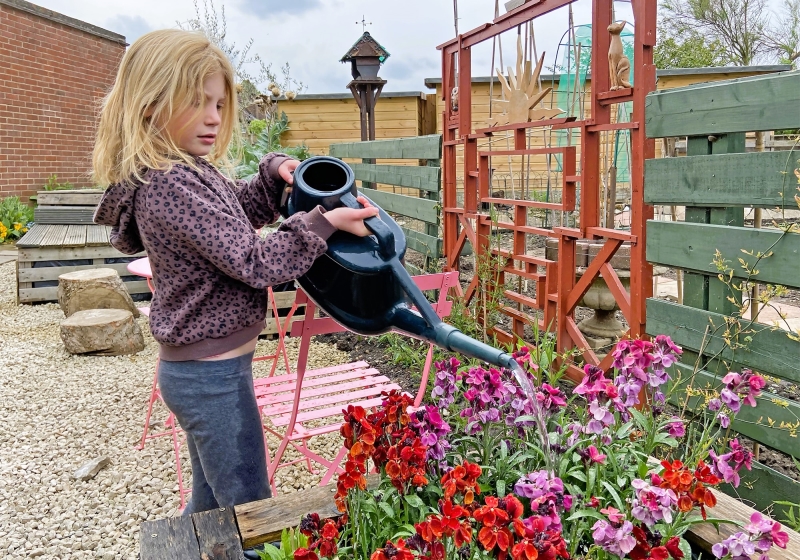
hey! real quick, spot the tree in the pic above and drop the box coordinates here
[178,0,304,108]
[654,28,729,68]
[765,0,800,68]
[660,0,771,65]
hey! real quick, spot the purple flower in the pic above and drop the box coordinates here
[537,383,567,414]
[411,405,451,463]
[585,400,615,434]
[592,519,636,556]
[746,512,790,552]
[717,412,731,428]
[708,398,722,411]
[712,531,756,559]
[432,357,460,409]
[708,439,753,488]
[630,478,678,526]
[515,470,572,532]
[720,369,766,415]
[666,416,685,438]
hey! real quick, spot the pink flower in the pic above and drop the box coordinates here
[630,479,678,526]
[587,445,606,464]
[600,506,625,524]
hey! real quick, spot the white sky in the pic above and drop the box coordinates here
[32,0,784,95]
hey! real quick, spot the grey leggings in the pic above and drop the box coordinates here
[157,352,272,515]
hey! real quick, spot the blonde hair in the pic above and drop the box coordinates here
[93,29,239,186]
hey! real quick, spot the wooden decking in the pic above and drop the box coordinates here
[16,223,147,304]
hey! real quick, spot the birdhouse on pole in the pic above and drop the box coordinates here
[341,32,389,143]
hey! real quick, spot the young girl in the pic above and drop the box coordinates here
[92,29,378,515]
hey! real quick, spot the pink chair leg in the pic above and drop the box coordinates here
[137,360,161,450]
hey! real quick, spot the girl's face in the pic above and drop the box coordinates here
[164,72,227,157]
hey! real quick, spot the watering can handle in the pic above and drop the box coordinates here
[340,192,395,258]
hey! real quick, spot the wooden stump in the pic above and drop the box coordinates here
[57,268,140,318]
[60,309,145,355]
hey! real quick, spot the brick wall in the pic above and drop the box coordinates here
[0,0,125,202]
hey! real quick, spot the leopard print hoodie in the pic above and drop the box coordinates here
[93,153,336,361]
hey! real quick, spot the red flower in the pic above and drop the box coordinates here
[294,548,319,560]
[441,461,482,504]
[370,539,414,560]
[629,526,682,560]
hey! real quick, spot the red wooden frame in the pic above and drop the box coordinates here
[438,0,656,379]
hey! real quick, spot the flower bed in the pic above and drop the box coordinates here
[274,334,792,560]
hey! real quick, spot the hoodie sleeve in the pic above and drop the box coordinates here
[232,152,293,228]
[145,171,335,290]
[92,184,145,255]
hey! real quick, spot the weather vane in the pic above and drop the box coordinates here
[356,15,372,32]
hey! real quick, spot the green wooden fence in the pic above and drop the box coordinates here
[329,135,442,273]
[644,71,800,517]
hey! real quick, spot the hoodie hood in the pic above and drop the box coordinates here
[93,184,145,255]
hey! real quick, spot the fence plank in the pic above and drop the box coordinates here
[671,363,800,459]
[364,190,438,224]
[646,298,800,383]
[646,221,800,289]
[330,134,442,159]
[18,262,138,283]
[403,228,443,258]
[351,163,441,192]
[645,151,800,208]
[645,71,800,137]
[36,190,103,206]
[718,461,800,522]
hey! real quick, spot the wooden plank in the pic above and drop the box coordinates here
[140,516,199,560]
[17,246,145,262]
[686,485,800,560]
[363,190,438,224]
[645,151,800,208]
[15,224,49,248]
[403,228,443,258]
[718,460,800,521]
[34,206,97,225]
[18,281,151,303]
[36,190,103,206]
[646,221,800,289]
[646,299,800,383]
[17,262,138,283]
[645,71,800,137]
[351,163,440,193]
[39,225,68,247]
[235,474,379,549]
[63,225,87,247]
[86,225,110,246]
[671,363,800,458]
[191,507,243,560]
[329,135,442,160]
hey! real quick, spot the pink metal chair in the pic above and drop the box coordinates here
[256,271,460,491]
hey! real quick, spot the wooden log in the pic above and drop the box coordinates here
[140,516,200,560]
[60,309,145,355]
[192,508,244,560]
[57,268,140,318]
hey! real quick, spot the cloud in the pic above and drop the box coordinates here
[236,0,324,19]
[105,14,154,43]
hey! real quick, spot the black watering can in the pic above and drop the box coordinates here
[279,156,522,372]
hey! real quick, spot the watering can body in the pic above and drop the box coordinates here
[280,156,520,371]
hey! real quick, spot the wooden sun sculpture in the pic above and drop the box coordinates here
[491,36,565,126]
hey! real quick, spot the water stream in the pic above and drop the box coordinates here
[508,360,556,475]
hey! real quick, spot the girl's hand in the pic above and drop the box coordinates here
[324,196,380,237]
[277,159,300,184]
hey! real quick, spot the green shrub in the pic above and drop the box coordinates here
[0,196,34,243]
[235,112,312,180]
[42,174,75,191]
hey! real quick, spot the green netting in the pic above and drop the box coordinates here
[552,24,634,184]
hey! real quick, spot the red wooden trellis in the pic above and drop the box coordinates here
[438,0,656,380]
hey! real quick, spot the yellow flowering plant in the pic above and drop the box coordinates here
[0,196,33,243]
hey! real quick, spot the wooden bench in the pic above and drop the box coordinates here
[139,475,800,559]
[329,134,443,273]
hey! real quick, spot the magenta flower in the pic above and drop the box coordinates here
[746,512,789,552]
[708,439,753,488]
[586,445,606,464]
[411,405,451,463]
[537,383,567,414]
[630,478,678,526]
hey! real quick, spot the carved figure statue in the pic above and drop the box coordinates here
[607,21,632,91]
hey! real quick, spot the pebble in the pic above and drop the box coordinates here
[0,261,353,558]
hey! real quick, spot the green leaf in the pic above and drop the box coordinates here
[496,479,506,497]
[403,493,426,510]
[378,501,396,519]
[256,543,282,560]
[600,480,626,511]
[566,509,607,522]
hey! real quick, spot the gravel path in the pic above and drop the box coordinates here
[0,261,349,559]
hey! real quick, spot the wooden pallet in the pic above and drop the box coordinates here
[16,223,147,304]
